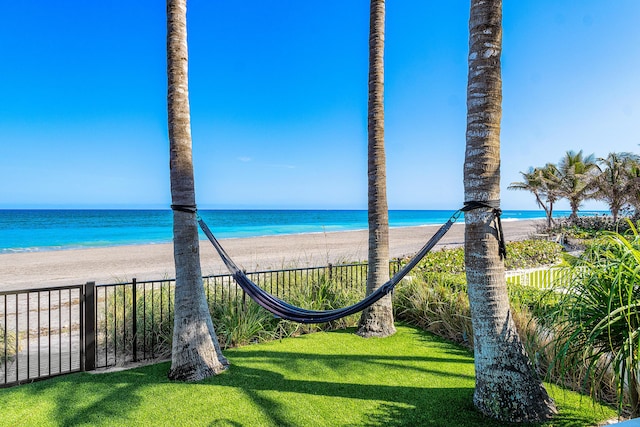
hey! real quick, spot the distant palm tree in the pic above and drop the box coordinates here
[557,150,599,220]
[509,168,546,208]
[463,0,556,421]
[508,164,560,228]
[166,0,228,381]
[357,0,395,338]
[593,152,640,222]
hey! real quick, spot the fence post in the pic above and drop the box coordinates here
[83,281,96,371]
[328,263,333,282]
[132,278,137,363]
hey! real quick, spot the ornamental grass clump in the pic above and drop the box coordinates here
[211,299,279,348]
[0,325,19,370]
[545,222,640,417]
[279,275,362,336]
[100,283,174,362]
[394,277,472,347]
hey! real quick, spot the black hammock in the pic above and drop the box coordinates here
[197,209,465,324]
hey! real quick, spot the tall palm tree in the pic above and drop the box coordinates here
[357,0,395,338]
[464,0,556,421]
[594,152,640,223]
[557,150,599,220]
[166,0,228,381]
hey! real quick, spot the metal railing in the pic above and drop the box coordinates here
[1,260,400,387]
[0,285,84,387]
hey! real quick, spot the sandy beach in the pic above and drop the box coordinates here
[0,219,541,291]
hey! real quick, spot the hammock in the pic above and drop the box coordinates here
[197,209,463,324]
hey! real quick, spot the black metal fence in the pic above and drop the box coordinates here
[1,260,400,388]
[0,285,84,387]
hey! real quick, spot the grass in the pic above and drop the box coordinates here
[0,325,616,426]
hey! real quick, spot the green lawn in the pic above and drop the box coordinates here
[0,325,616,426]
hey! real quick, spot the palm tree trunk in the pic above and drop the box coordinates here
[357,0,395,338]
[464,0,556,421]
[166,0,228,381]
[569,199,580,221]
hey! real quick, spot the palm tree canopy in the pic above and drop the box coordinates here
[593,152,640,221]
[557,150,599,217]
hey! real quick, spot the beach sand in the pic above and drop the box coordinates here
[0,219,542,291]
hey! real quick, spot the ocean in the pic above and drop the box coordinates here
[0,209,601,254]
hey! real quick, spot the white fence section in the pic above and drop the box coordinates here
[505,266,571,290]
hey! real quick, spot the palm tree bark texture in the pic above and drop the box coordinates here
[357,0,395,338]
[464,0,556,422]
[166,0,228,381]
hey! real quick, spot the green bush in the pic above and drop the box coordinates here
[211,299,279,349]
[505,240,564,270]
[545,227,640,417]
[507,282,558,319]
[409,240,563,278]
[394,278,472,347]
[413,247,465,275]
[100,284,173,361]
[279,275,362,336]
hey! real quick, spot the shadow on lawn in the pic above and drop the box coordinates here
[214,363,481,427]
[209,362,601,427]
[18,369,156,426]
[11,325,606,427]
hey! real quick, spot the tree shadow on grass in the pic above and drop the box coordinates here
[8,368,160,427]
[208,362,605,427]
[4,325,610,427]
[212,363,481,427]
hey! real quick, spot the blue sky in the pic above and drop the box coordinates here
[2,1,639,211]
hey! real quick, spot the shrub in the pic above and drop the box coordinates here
[99,283,173,362]
[410,240,563,278]
[544,226,640,417]
[211,299,279,348]
[413,247,465,275]
[394,278,472,347]
[504,240,563,270]
[279,275,362,336]
[546,215,639,238]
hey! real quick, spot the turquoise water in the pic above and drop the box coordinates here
[0,209,601,253]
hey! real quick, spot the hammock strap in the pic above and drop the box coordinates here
[197,209,462,323]
[170,204,198,214]
[462,200,506,260]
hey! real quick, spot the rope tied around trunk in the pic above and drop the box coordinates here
[462,200,507,260]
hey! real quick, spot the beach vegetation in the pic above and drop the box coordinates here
[549,215,639,239]
[544,225,640,418]
[0,325,616,427]
[410,239,563,277]
[99,283,174,364]
[210,299,279,348]
[505,240,564,269]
